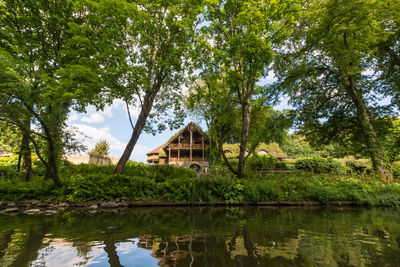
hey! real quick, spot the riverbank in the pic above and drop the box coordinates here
[1,164,400,208]
[0,199,386,216]
[0,199,363,212]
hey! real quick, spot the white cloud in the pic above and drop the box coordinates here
[116,239,139,255]
[71,124,126,152]
[68,123,150,161]
[67,112,80,123]
[81,113,104,124]
[131,144,151,160]
[65,98,151,161]
[109,98,126,111]
[79,98,137,124]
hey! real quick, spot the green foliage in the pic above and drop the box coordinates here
[0,0,104,186]
[392,162,400,179]
[282,134,330,159]
[159,177,194,202]
[89,140,110,156]
[1,163,400,206]
[0,155,18,167]
[189,0,301,178]
[244,155,284,174]
[122,162,198,182]
[345,160,370,174]
[0,122,21,153]
[64,174,158,201]
[273,0,398,177]
[0,179,57,201]
[0,166,19,180]
[247,155,278,169]
[295,158,346,174]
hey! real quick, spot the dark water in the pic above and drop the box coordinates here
[1,207,400,266]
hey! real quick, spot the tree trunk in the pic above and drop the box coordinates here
[237,98,251,178]
[21,122,32,181]
[45,136,62,187]
[103,240,123,267]
[217,138,237,175]
[21,102,63,187]
[0,230,13,258]
[114,91,158,174]
[346,75,392,182]
[17,152,22,173]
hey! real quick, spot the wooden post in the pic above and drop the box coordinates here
[178,136,180,162]
[190,130,193,163]
[168,147,171,164]
[202,135,205,162]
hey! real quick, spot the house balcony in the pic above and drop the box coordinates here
[146,155,159,161]
[167,144,205,149]
[168,157,207,163]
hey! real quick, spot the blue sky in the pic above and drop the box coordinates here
[67,86,391,163]
[67,74,285,163]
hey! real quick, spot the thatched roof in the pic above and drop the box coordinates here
[222,143,287,159]
[257,143,287,159]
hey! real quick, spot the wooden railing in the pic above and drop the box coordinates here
[147,155,159,161]
[168,157,206,163]
[167,144,204,149]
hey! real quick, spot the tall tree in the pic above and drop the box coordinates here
[83,0,205,174]
[188,80,291,173]
[273,0,398,181]
[89,140,110,156]
[194,0,300,178]
[0,54,33,181]
[374,0,400,107]
[0,0,102,186]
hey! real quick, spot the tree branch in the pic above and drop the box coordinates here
[125,101,135,130]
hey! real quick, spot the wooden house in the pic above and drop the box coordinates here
[146,122,210,172]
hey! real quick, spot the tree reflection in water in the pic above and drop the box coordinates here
[0,207,400,266]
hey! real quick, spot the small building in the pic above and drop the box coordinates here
[146,122,210,172]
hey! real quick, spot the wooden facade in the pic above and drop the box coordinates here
[146,122,210,171]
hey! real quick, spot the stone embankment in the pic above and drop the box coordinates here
[0,199,361,215]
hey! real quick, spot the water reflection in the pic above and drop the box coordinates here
[0,207,400,266]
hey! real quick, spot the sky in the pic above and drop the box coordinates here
[67,74,285,163]
[66,76,392,163]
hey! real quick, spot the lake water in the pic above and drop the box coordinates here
[0,207,400,266]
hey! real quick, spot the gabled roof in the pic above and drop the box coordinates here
[145,122,210,157]
[146,145,162,156]
[163,122,209,149]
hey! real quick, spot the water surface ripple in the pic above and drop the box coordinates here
[0,207,399,266]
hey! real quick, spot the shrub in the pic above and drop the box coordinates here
[3,161,400,207]
[246,155,278,170]
[159,177,195,202]
[0,166,19,180]
[0,155,19,167]
[295,158,344,174]
[121,163,197,182]
[392,162,400,179]
[345,160,369,174]
[64,174,158,201]
[0,179,57,201]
